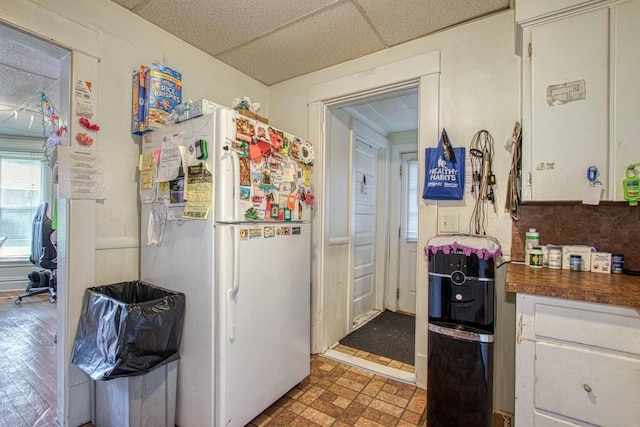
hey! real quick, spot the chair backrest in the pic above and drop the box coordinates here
[30,201,57,270]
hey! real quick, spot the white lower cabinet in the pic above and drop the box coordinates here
[515,294,640,426]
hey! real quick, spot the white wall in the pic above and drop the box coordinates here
[268,10,519,414]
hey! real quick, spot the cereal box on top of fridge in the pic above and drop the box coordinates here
[145,63,182,130]
[132,65,150,135]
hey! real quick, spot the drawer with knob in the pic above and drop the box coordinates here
[533,342,640,426]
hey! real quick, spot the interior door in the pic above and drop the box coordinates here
[351,140,378,324]
[398,153,418,314]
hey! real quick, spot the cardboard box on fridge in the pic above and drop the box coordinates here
[591,252,612,274]
[145,63,182,130]
[562,245,596,271]
[236,108,268,124]
[132,66,150,135]
[174,99,222,123]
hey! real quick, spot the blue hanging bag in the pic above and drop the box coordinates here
[422,128,465,200]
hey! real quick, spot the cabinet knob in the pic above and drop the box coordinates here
[583,384,592,393]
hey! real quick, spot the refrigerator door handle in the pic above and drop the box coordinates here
[220,139,240,222]
[228,224,241,341]
[228,145,240,221]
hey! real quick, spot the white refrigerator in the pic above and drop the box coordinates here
[139,106,312,427]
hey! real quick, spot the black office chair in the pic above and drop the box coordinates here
[15,201,57,304]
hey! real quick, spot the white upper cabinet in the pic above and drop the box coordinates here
[519,0,640,201]
[516,0,607,23]
[526,8,609,201]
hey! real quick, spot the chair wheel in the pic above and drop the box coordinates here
[14,297,22,304]
[49,296,56,303]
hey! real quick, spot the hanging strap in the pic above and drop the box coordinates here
[441,128,456,162]
[505,125,522,220]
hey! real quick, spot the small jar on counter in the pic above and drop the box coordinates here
[548,247,562,269]
[529,246,543,268]
[569,255,583,271]
[612,254,624,273]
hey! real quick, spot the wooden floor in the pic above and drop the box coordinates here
[0,291,57,427]
[0,291,427,426]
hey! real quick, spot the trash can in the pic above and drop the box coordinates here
[71,281,185,427]
[94,359,178,427]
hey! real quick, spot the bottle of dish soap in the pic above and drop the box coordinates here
[623,165,639,207]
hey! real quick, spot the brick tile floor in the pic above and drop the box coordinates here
[247,354,426,427]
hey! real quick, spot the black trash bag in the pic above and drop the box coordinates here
[71,281,185,381]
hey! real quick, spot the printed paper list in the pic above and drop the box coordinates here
[58,146,106,199]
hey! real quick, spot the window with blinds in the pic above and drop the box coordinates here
[0,151,46,257]
[406,159,418,241]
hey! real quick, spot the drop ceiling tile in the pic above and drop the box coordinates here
[358,0,510,45]
[399,92,419,109]
[349,103,378,118]
[0,39,60,80]
[0,65,57,110]
[134,0,339,56]
[110,0,144,9]
[216,1,384,85]
[367,97,409,115]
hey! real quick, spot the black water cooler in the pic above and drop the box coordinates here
[426,236,498,427]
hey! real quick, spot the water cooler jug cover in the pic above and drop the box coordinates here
[425,234,502,261]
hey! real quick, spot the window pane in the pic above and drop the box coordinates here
[406,159,418,240]
[0,157,43,257]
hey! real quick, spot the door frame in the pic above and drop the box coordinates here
[387,142,418,312]
[308,51,441,388]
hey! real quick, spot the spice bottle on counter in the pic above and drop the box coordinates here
[548,247,562,269]
[612,254,624,273]
[524,228,540,263]
[570,255,583,271]
[529,246,543,268]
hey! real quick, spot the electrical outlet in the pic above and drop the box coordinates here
[438,214,459,233]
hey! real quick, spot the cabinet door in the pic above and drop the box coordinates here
[535,342,640,426]
[526,8,609,200]
[612,0,640,200]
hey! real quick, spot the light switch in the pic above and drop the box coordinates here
[438,214,459,233]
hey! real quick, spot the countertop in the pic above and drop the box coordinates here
[506,262,640,310]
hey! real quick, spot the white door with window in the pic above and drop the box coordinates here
[398,153,418,314]
[351,140,378,324]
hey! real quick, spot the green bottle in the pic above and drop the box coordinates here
[623,166,639,207]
